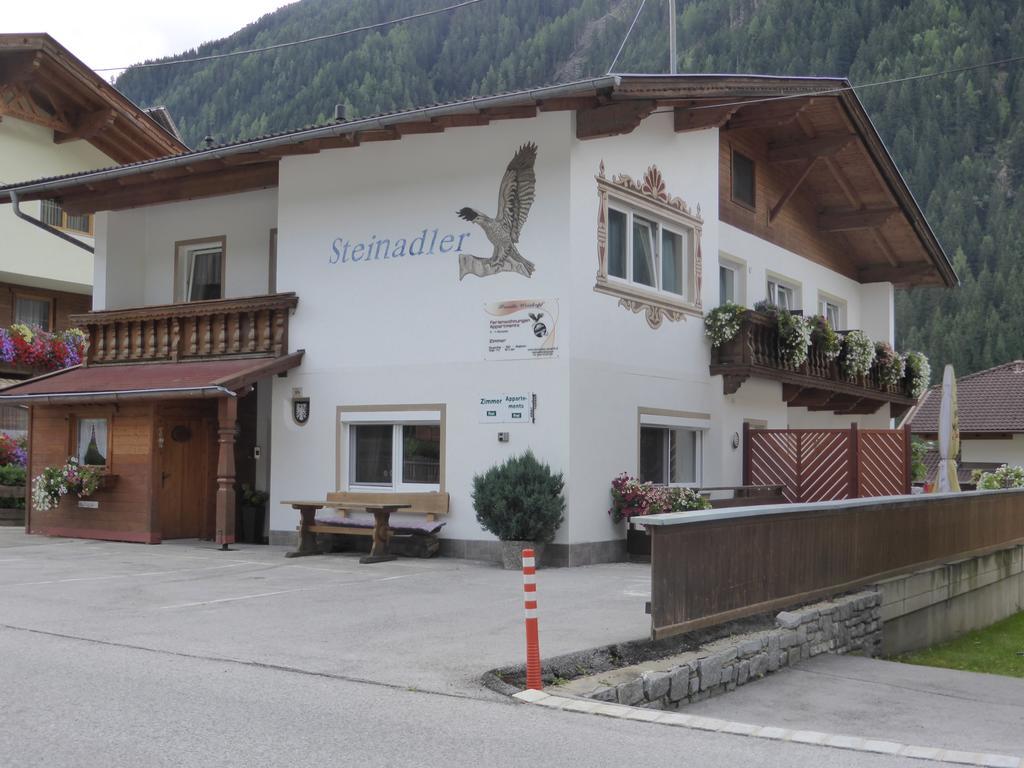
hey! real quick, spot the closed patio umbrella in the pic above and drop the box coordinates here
[933,363,961,493]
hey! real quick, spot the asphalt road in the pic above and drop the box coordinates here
[0,532,973,767]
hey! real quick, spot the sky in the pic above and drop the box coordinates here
[3,0,297,81]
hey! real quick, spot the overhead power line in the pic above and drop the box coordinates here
[606,0,649,75]
[684,53,1024,111]
[93,0,489,73]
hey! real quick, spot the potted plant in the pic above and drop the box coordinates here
[239,484,269,544]
[472,450,565,569]
[609,473,711,557]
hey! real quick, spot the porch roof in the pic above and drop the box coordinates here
[0,353,303,405]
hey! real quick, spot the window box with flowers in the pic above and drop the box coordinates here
[609,473,711,557]
[31,458,109,512]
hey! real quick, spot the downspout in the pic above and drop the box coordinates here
[10,190,95,254]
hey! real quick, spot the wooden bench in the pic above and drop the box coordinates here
[283,491,449,563]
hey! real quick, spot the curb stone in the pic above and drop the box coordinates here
[512,690,1023,768]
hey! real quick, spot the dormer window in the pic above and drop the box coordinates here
[731,151,756,209]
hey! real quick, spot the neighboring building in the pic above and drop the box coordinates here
[910,361,1024,481]
[0,74,955,563]
[0,33,187,432]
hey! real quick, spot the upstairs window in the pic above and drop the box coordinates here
[731,151,756,209]
[14,295,52,331]
[174,238,225,302]
[719,255,746,306]
[605,203,694,302]
[818,295,845,329]
[40,200,93,236]
[767,277,799,311]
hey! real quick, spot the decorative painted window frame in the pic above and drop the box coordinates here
[595,162,703,329]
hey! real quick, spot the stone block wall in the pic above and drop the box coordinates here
[585,590,882,709]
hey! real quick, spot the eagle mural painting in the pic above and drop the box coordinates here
[456,142,537,280]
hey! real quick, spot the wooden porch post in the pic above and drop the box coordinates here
[216,396,237,549]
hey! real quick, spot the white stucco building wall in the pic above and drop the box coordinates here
[0,118,110,293]
[81,107,906,561]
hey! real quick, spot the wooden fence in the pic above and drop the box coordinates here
[743,423,910,503]
[643,489,1024,640]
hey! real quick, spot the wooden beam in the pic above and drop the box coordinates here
[394,121,445,136]
[823,156,860,207]
[871,229,900,268]
[482,105,538,120]
[0,83,73,132]
[576,100,656,140]
[432,113,490,128]
[215,396,237,548]
[783,385,839,408]
[770,158,817,222]
[0,52,43,86]
[767,133,855,163]
[58,163,279,214]
[819,207,898,232]
[318,134,359,150]
[262,140,322,157]
[857,263,940,285]
[725,98,810,131]
[53,107,117,144]
[356,128,400,142]
[674,104,740,133]
[538,96,601,112]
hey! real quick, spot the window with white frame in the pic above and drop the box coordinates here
[817,294,845,329]
[606,202,695,303]
[174,238,225,302]
[638,411,708,487]
[341,408,443,492]
[766,276,799,311]
[719,255,746,306]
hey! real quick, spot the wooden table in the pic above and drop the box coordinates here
[282,500,412,563]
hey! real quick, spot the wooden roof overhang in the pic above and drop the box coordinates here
[0,33,187,163]
[0,74,954,288]
[0,352,304,406]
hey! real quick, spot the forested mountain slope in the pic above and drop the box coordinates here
[116,0,1024,377]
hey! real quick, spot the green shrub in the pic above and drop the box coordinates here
[975,465,1024,490]
[472,451,565,542]
[0,464,25,486]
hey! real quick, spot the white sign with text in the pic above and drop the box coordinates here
[478,393,536,423]
[484,299,559,360]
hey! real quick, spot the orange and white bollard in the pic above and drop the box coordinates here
[522,548,542,690]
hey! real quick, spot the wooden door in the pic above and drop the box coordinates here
[157,417,210,539]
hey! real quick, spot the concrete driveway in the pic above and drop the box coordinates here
[0,530,1009,767]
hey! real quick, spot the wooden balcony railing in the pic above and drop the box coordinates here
[70,293,299,365]
[710,310,917,418]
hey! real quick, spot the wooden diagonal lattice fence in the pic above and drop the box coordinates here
[743,423,911,503]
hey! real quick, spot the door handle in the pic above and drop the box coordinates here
[161,471,171,487]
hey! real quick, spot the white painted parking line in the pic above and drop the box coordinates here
[5,561,252,587]
[152,571,420,610]
[154,586,324,609]
[514,690,1024,768]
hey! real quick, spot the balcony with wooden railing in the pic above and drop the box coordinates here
[710,310,918,418]
[70,293,299,365]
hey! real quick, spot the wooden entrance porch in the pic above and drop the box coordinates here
[0,293,301,546]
